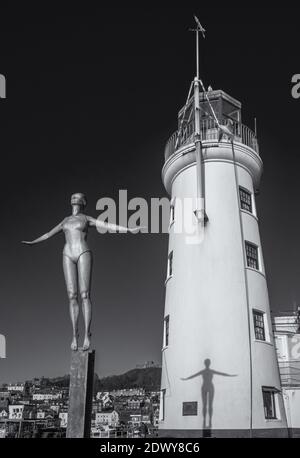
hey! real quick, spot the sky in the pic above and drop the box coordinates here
[0,6,300,384]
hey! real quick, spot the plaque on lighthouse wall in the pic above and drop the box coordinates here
[182,402,198,416]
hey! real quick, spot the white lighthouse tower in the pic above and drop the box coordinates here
[159,19,288,438]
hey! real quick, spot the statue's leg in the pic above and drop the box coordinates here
[78,251,93,351]
[63,255,79,351]
[208,386,214,429]
[202,386,208,429]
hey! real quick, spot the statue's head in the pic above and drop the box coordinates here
[71,193,87,208]
[204,358,211,368]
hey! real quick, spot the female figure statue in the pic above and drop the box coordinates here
[22,193,137,351]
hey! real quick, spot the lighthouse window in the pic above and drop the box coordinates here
[167,251,173,278]
[245,242,259,270]
[164,315,170,348]
[239,187,252,213]
[170,203,175,225]
[253,310,266,341]
[262,388,278,420]
[159,389,166,421]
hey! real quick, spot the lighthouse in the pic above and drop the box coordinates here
[158,18,288,438]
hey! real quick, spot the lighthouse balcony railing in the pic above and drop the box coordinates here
[164,118,259,160]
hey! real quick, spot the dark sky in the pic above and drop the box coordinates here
[0,6,300,384]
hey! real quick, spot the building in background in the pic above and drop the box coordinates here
[273,311,300,437]
[0,409,8,419]
[109,389,145,397]
[59,411,68,428]
[95,410,119,428]
[32,391,62,402]
[8,405,24,421]
[96,392,114,410]
[36,407,56,421]
[0,392,11,410]
[128,414,151,429]
[8,404,36,420]
[7,384,26,394]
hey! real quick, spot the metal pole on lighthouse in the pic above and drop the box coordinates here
[191,15,208,224]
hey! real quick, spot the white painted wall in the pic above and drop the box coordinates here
[283,389,300,431]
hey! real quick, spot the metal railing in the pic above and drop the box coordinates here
[164,117,259,160]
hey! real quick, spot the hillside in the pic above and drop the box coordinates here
[96,367,161,392]
[44,367,162,392]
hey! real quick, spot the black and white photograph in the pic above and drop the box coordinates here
[0,5,300,452]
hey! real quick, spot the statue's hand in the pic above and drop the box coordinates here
[22,241,34,245]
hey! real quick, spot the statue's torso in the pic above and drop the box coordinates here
[62,214,90,262]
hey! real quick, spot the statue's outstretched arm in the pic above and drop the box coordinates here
[22,220,64,245]
[212,370,237,377]
[181,370,204,381]
[87,216,141,233]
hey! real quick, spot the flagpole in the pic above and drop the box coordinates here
[193,19,207,224]
[196,28,199,80]
[194,77,204,223]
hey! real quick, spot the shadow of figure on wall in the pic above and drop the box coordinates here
[181,359,237,436]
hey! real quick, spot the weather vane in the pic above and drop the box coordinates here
[189,15,206,79]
